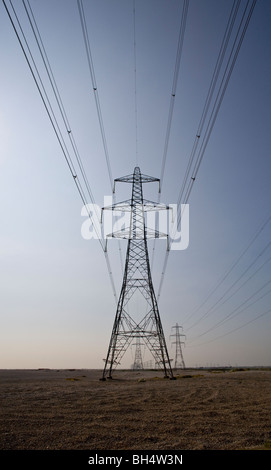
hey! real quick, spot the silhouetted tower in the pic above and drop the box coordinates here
[101,167,174,380]
[132,337,144,370]
[170,323,186,369]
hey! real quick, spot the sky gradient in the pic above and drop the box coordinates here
[0,0,270,369]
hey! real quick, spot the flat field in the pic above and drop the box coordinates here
[0,368,271,451]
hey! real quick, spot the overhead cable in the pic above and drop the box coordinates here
[183,211,271,325]
[77,0,124,274]
[77,0,114,191]
[133,0,139,166]
[159,0,190,193]
[151,0,189,270]
[3,0,118,302]
[157,0,258,301]
[188,280,271,342]
[187,306,271,348]
[22,0,100,227]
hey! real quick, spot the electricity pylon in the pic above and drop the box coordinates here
[132,337,144,370]
[170,323,186,370]
[101,166,174,380]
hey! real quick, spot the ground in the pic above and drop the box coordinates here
[0,368,271,451]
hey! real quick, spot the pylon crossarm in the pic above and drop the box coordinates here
[141,199,169,211]
[105,228,168,241]
[102,200,132,212]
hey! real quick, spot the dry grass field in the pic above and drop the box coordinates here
[0,368,271,452]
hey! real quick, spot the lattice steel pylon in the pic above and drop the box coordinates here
[101,167,175,380]
[132,337,144,370]
[170,323,186,370]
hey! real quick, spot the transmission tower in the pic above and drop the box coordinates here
[170,323,186,370]
[101,166,174,380]
[132,337,144,370]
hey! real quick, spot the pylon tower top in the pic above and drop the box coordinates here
[102,166,170,244]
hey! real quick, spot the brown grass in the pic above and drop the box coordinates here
[0,368,271,450]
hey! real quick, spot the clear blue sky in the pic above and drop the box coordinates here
[0,0,270,369]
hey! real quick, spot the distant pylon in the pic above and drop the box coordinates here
[170,323,186,370]
[132,337,144,370]
[101,167,174,380]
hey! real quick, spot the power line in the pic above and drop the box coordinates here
[157,0,258,301]
[25,0,119,299]
[150,0,189,270]
[189,280,271,342]
[183,211,271,325]
[188,307,271,348]
[77,0,114,191]
[27,0,119,300]
[133,0,138,166]
[185,241,271,332]
[22,0,100,226]
[177,0,257,215]
[3,0,118,303]
[159,0,189,193]
[3,0,85,212]
[77,0,124,275]
[176,0,241,208]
